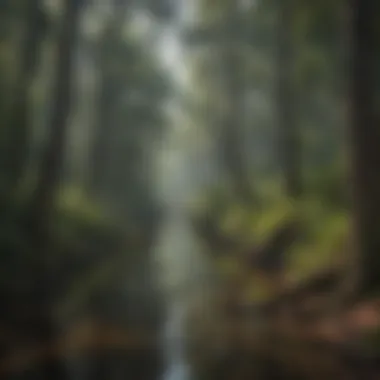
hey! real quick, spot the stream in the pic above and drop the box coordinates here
[152,2,219,378]
[153,130,217,380]
[155,207,211,380]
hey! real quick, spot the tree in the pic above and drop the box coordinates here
[0,1,168,378]
[0,0,48,190]
[30,0,83,233]
[349,0,380,296]
[218,1,254,204]
[26,0,85,376]
[184,0,254,204]
[88,2,129,199]
[88,0,169,226]
[275,0,301,198]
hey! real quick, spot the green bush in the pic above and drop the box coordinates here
[194,186,349,284]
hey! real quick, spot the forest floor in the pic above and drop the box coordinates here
[246,297,380,379]
[0,317,161,378]
[2,297,380,379]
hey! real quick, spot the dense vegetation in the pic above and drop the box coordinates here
[0,0,379,379]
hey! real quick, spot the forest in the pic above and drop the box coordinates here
[0,0,380,379]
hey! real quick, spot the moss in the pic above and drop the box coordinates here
[0,184,125,287]
[287,206,348,282]
[53,185,115,245]
[195,186,350,292]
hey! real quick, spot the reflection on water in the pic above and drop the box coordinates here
[161,300,191,380]
[155,149,214,380]
[153,64,218,376]
[155,210,207,380]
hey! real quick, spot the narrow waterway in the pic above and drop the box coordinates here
[153,130,218,380]
[151,1,220,377]
[155,208,210,380]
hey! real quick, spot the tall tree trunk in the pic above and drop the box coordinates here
[349,0,380,296]
[4,0,47,189]
[88,63,118,198]
[27,0,83,376]
[276,0,301,198]
[88,2,128,199]
[31,0,82,229]
[218,1,253,204]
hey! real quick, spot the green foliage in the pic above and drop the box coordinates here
[0,183,121,280]
[287,204,348,281]
[195,178,349,286]
[304,157,349,208]
[54,185,111,240]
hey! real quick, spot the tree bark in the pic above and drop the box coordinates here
[4,0,47,189]
[218,1,253,205]
[27,0,83,376]
[276,0,301,198]
[88,2,129,199]
[31,0,82,230]
[348,0,380,296]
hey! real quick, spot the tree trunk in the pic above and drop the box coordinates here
[276,0,301,198]
[349,0,380,296]
[218,1,253,204]
[88,63,118,198]
[88,2,128,199]
[27,0,83,377]
[4,0,46,189]
[31,0,82,229]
